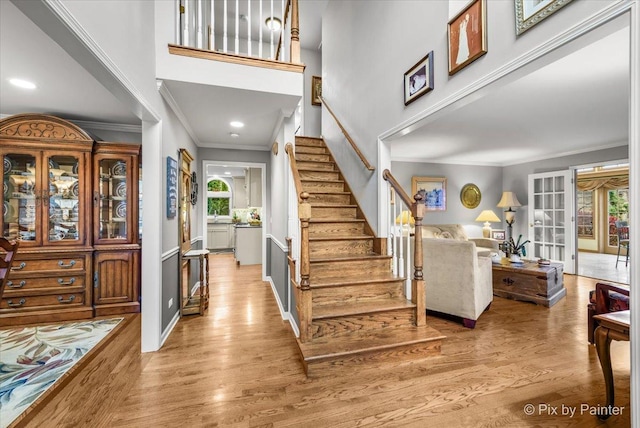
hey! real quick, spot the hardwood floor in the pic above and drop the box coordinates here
[21,254,630,427]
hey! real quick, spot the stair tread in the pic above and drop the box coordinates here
[297,325,445,362]
[309,235,373,241]
[301,179,344,183]
[311,272,405,287]
[313,297,415,320]
[298,167,338,173]
[307,191,351,195]
[296,159,335,164]
[309,218,365,223]
[311,204,357,208]
[310,252,389,262]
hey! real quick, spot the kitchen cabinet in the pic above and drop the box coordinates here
[208,223,233,249]
[245,168,262,207]
[232,177,247,208]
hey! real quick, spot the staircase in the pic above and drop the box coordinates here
[291,136,444,376]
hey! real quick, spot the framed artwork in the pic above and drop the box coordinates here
[404,51,434,106]
[448,0,487,76]
[515,0,575,35]
[166,156,177,218]
[311,76,322,106]
[411,176,446,211]
[491,229,506,241]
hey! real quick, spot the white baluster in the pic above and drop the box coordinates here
[280,0,284,60]
[405,223,412,297]
[183,0,190,46]
[247,0,252,57]
[176,0,181,45]
[398,203,405,278]
[197,0,203,48]
[270,0,274,59]
[235,0,239,54]
[209,0,214,50]
[223,0,228,53]
[259,0,263,58]
[392,191,398,276]
[387,183,392,257]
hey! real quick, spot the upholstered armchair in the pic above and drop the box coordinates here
[588,282,630,344]
[419,225,495,328]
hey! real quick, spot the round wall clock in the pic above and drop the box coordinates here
[460,183,481,209]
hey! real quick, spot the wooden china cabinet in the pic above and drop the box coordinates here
[0,114,141,326]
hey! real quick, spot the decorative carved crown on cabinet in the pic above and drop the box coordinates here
[0,114,141,326]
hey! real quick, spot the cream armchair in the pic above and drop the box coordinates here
[419,224,495,328]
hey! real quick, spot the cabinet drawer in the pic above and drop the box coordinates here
[4,275,84,291]
[11,257,86,274]
[1,292,85,310]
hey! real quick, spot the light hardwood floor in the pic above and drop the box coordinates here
[20,254,630,427]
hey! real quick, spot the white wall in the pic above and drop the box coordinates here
[322,0,620,234]
[301,47,321,136]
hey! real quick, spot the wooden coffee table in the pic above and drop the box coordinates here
[492,260,566,307]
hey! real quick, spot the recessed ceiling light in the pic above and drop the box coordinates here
[224,171,231,175]
[9,78,36,90]
[265,17,281,31]
[230,133,240,138]
[230,121,244,128]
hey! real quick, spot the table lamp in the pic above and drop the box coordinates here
[497,191,522,240]
[395,210,415,233]
[475,210,501,238]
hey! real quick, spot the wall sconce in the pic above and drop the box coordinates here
[190,171,198,205]
[475,209,500,238]
[497,191,522,239]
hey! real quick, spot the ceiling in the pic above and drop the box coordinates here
[0,1,630,165]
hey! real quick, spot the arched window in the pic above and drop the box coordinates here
[207,178,232,216]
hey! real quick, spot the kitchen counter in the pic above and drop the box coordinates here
[234,223,262,228]
[234,225,261,265]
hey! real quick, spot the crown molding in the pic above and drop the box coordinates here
[156,79,201,145]
[71,119,142,133]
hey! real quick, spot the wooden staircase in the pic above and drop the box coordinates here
[289,136,444,376]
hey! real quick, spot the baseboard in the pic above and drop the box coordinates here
[287,312,300,338]
[160,310,180,347]
[267,276,287,321]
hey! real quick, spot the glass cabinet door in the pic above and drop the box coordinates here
[3,153,38,244]
[46,154,81,244]
[97,157,129,241]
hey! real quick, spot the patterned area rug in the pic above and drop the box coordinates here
[0,318,123,428]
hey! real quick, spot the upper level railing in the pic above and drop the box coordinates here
[320,96,375,171]
[174,0,300,66]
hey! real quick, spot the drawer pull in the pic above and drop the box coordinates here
[11,262,26,271]
[502,278,515,286]
[7,299,26,308]
[7,280,26,289]
[58,260,77,269]
[57,278,76,286]
[57,295,76,304]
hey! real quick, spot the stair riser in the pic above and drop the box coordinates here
[311,207,356,219]
[310,258,391,281]
[309,222,364,236]
[311,309,415,339]
[299,170,340,181]
[309,239,373,257]
[302,181,344,193]
[312,282,405,306]
[307,193,351,205]
[303,339,442,377]
[296,153,331,162]
[296,146,327,154]
[296,161,335,171]
[295,137,325,148]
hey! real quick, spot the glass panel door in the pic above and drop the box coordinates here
[607,188,629,249]
[47,155,80,243]
[98,158,129,241]
[3,153,38,243]
[528,170,575,274]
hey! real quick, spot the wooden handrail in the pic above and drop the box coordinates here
[383,169,413,208]
[320,96,375,171]
[275,0,292,61]
[285,143,304,202]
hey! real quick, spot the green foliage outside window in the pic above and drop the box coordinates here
[208,198,230,216]
[208,180,229,191]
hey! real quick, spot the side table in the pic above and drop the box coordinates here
[182,249,210,316]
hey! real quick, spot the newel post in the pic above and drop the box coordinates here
[411,193,426,326]
[290,0,300,64]
[298,191,312,342]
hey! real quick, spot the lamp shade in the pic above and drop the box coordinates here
[497,191,522,208]
[475,210,500,223]
[395,210,415,225]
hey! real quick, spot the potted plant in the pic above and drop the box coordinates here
[231,211,240,224]
[500,235,530,263]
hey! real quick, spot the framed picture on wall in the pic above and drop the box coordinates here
[166,156,177,218]
[411,176,447,211]
[491,229,506,241]
[311,76,322,106]
[515,0,575,35]
[448,0,487,76]
[404,51,434,106]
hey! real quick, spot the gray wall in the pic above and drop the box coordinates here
[391,161,503,237]
[301,47,322,137]
[322,0,618,234]
[162,252,180,331]
[267,238,289,312]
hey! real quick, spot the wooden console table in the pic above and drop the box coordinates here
[492,260,565,307]
[594,310,630,420]
[181,249,210,316]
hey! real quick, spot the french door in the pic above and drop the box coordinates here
[528,170,575,274]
